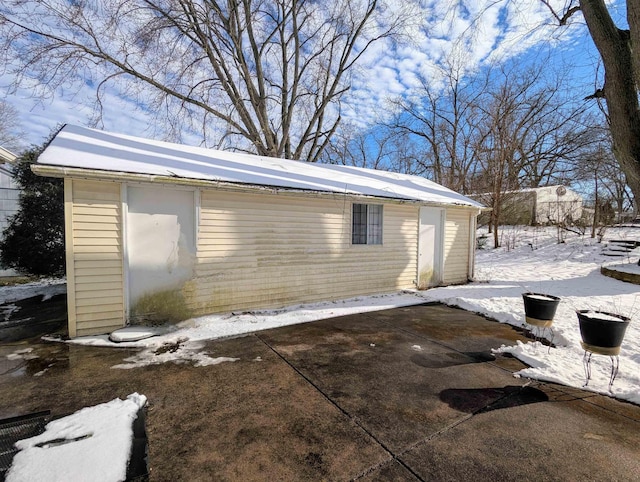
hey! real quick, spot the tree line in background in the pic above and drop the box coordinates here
[322,56,634,248]
[1,1,637,193]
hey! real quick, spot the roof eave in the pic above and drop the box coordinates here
[0,146,17,164]
[31,164,482,210]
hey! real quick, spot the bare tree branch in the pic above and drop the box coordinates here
[540,0,581,26]
[0,99,24,151]
[0,0,405,160]
[584,88,605,100]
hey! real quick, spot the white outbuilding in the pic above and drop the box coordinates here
[473,186,583,226]
[0,146,20,234]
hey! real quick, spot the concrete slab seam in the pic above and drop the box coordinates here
[252,332,426,482]
[531,381,640,423]
[394,380,536,461]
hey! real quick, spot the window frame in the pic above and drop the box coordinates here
[351,203,383,245]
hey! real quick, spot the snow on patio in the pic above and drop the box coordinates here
[5,393,146,482]
[59,293,425,369]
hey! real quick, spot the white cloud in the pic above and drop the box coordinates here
[339,0,588,131]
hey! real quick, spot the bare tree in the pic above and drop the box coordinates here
[580,146,613,237]
[542,0,640,206]
[322,125,393,169]
[600,156,634,221]
[576,140,634,230]
[385,58,487,193]
[322,124,426,175]
[470,63,593,247]
[0,0,404,161]
[382,52,594,247]
[0,99,23,152]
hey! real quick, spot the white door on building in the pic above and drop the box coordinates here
[418,207,444,289]
[126,186,196,312]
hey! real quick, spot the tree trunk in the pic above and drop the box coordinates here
[580,0,640,202]
[492,197,501,248]
[627,1,640,91]
[591,173,599,238]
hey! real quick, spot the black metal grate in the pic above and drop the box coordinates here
[127,407,149,481]
[0,411,50,481]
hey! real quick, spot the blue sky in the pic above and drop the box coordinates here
[0,0,623,152]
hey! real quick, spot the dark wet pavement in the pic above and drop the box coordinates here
[0,293,66,343]
[1,303,640,481]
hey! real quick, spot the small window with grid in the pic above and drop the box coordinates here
[352,203,383,245]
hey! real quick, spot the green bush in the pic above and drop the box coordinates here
[0,142,64,276]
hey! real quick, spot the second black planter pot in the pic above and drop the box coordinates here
[522,292,561,327]
[577,310,630,355]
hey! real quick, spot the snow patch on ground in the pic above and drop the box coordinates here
[108,325,169,343]
[64,292,426,368]
[6,393,146,482]
[112,339,239,369]
[70,292,424,350]
[5,348,38,361]
[0,279,66,305]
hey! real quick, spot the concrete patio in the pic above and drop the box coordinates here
[1,303,639,481]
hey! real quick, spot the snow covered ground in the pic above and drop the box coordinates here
[6,393,146,482]
[421,226,640,405]
[0,279,66,305]
[5,227,640,404]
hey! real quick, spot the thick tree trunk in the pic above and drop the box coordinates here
[492,195,501,248]
[580,0,640,202]
[627,2,640,91]
[591,174,599,238]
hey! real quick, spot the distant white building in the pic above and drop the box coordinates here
[472,186,583,226]
[525,185,583,224]
[0,146,20,233]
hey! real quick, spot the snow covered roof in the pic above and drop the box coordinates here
[37,125,481,207]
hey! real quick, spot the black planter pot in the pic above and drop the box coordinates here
[522,293,561,327]
[577,310,630,355]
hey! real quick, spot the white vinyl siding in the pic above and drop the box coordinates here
[67,179,125,336]
[442,208,471,284]
[184,191,417,315]
[62,175,477,337]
